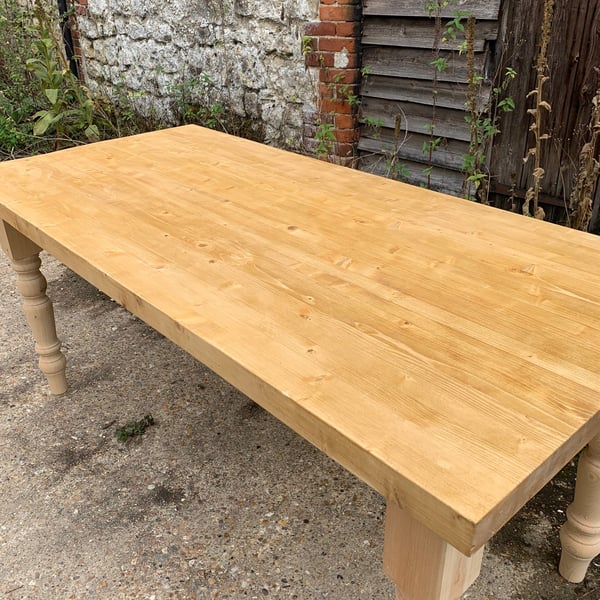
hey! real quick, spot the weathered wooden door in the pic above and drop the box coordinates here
[490,0,600,228]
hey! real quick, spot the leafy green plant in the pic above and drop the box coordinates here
[423,136,442,155]
[166,74,226,130]
[0,0,44,156]
[326,73,361,109]
[443,12,466,42]
[315,122,336,159]
[424,0,454,16]
[423,0,459,187]
[363,115,384,138]
[338,84,361,109]
[430,57,449,73]
[98,84,152,137]
[301,35,313,56]
[26,1,99,144]
[462,12,516,202]
[115,414,155,443]
[387,160,411,181]
[360,110,410,182]
[0,0,162,155]
[0,94,29,155]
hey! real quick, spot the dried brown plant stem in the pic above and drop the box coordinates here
[523,0,554,220]
[569,85,600,231]
[385,113,405,179]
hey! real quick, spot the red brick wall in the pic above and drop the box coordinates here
[304,1,362,166]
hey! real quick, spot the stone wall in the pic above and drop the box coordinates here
[72,0,320,150]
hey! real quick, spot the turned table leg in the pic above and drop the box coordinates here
[384,500,483,600]
[1,221,67,395]
[559,434,600,583]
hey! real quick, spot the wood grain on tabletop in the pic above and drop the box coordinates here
[1,125,599,554]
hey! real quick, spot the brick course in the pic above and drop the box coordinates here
[304,1,362,166]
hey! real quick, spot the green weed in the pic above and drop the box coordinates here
[115,414,155,443]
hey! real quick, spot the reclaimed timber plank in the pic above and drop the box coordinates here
[361,74,490,111]
[357,153,466,196]
[358,128,469,170]
[363,17,497,50]
[363,0,501,19]
[361,97,471,141]
[363,46,484,84]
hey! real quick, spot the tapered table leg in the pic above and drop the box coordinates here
[559,434,600,583]
[384,500,483,600]
[1,221,67,395]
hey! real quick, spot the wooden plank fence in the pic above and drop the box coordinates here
[358,0,502,195]
[363,0,501,20]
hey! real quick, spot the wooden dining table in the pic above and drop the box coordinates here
[1,125,600,599]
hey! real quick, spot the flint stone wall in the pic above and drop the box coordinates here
[76,0,319,148]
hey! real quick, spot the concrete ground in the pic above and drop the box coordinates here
[1,253,599,600]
